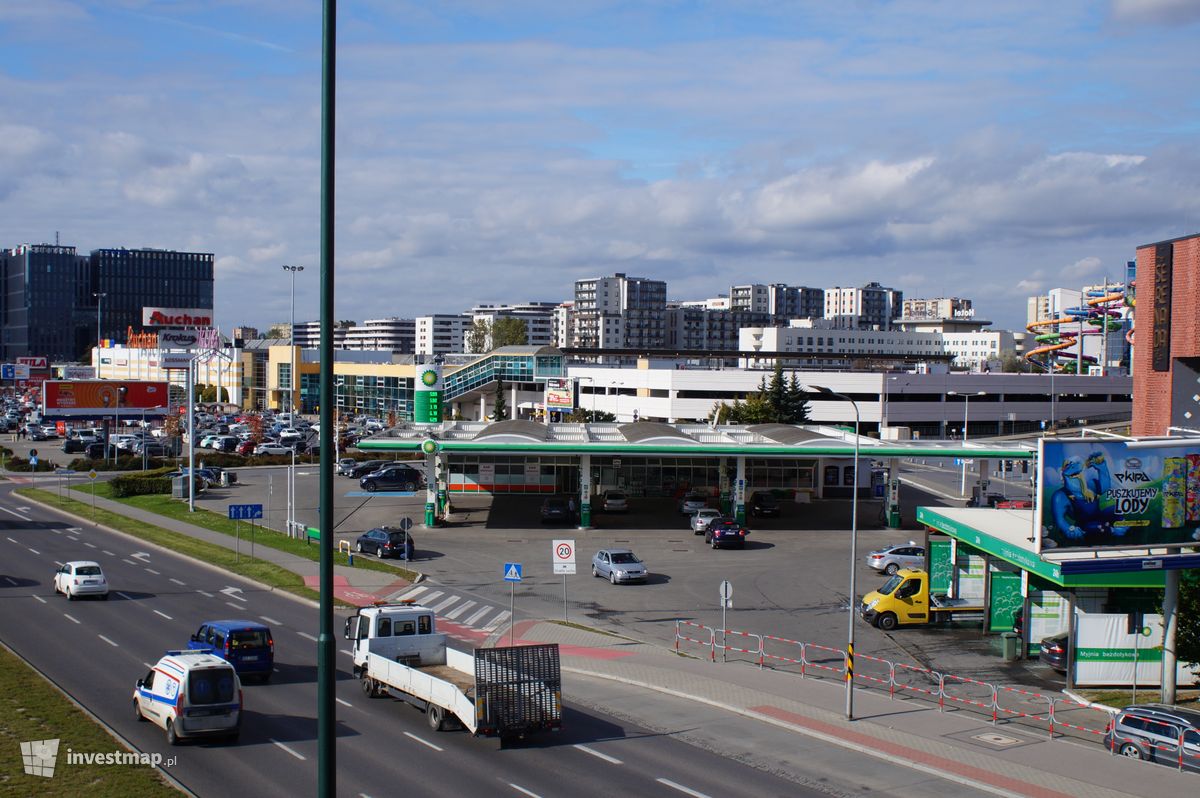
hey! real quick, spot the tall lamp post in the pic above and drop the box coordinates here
[282,265,304,414]
[93,292,107,353]
[948,391,986,496]
[808,384,861,720]
[141,405,163,471]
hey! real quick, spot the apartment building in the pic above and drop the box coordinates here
[416,314,471,356]
[823,282,902,329]
[572,273,667,349]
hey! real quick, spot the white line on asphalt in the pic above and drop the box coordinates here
[0,506,30,521]
[54,561,63,567]
[225,602,243,610]
[145,568,160,575]
[507,784,541,798]
[5,536,17,544]
[269,739,306,761]
[67,536,78,542]
[443,600,476,620]
[83,542,96,549]
[297,632,318,642]
[123,559,137,566]
[3,577,15,586]
[53,529,61,535]
[27,548,40,555]
[98,635,119,647]
[260,616,281,625]
[481,611,511,633]
[101,550,114,556]
[397,586,428,599]
[198,590,213,598]
[335,698,352,708]
[169,578,185,586]
[116,592,134,601]
[402,731,443,751]
[656,779,711,798]
[463,606,492,626]
[340,648,353,657]
[430,595,460,612]
[33,595,46,604]
[154,610,172,620]
[574,744,623,764]
[63,614,80,625]
[417,590,444,605]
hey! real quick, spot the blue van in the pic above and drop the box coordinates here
[188,620,274,683]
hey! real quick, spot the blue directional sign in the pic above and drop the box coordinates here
[0,364,13,380]
[503,562,523,582]
[227,504,264,520]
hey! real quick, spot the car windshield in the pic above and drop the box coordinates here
[610,552,641,564]
[76,566,102,576]
[230,630,269,648]
[879,575,903,596]
[607,492,626,500]
[187,668,237,705]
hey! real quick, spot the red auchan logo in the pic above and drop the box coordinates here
[142,307,213,327]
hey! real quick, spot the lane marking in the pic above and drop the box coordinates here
[63,614,80,625]
[508,784,541,798]
[33,595,47,604]
[53,529,63,535]
[83,542,97,549]
[260,616,281,625]
[98,635,119,647]
[417,590,444,605]
[225,602,243,610]
[101,550,115,556]
[464,606,492,626]
[221,587,246,601]
[656,779,711,798]
[198,590,214,598]
[27,548,40,555]
[269,739,306,761]
[430,595,460,612]
[444,600,476,620]
[574,744,622,764]
[481,611,511,633]
[145,568,160,575]
[123,559,138,566]
[67,536,78,542]
[169,578,186,586]
[143,662,154,669]
[335,698,352,708]
[116,591,134,601]
[0,506,30,521]
[297,632,318,642]
[5,536,17,544]
[154,610,173,620]
[397,586,428,600]
[402,731,443,751]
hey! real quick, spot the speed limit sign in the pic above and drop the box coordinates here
[552,539,576,575]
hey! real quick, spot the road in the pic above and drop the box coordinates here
[0,482,997,798]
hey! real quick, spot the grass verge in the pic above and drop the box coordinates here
[1074,688,1198,708]
[0,645,176,797]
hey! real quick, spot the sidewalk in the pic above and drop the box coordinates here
[16,475,1194,798]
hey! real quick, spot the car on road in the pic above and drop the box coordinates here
[1037,632,1069,673]
[336,457,357,476]
[866,542,926,575]
[53,561,109,600]
[749,491,780,517]
[24,423,48,441]
[601,490,629,512]
[354,527,415,560]
[540,497,572,524]
[705,518,749,549]
[689,507,724,534]
[348,459,388,479]
[591,548,648,584]
[1105,703,1200,771]
[61,438,86,454]
[678,493,709,515]
[253,442,292,456]
[188,620,275,683]
[134,650,242,744]
[359,464,423,492]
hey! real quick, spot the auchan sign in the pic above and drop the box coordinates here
[142,307,213,327]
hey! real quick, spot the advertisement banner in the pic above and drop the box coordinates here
[42,381,170,416]
[545,378,574,411]
[17,356,48,368]
[141,307,213,327]
[1039,440,1200,551]
[156,328,204,349]
[1073,612,1196,687]
[413,363,443,424]
[160,353,192,370]
[61,366,95,380]
[928,538,953,593]
[987,564,1022,632]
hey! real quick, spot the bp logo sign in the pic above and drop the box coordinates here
[421,439,439,455]
[420,368,439,387]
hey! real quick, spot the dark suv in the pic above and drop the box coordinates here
[354,527,415,560]
[1107,703,1200,771]
[749,492,779,517]
[359,465,423,492]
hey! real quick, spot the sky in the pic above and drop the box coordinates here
[1,0,1198,334]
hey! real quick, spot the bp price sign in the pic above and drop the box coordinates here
[552,539,576,575]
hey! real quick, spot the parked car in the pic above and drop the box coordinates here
[1038,632,1069,673]
[705,518,749,549]
[61,438,85,454]
[136,441,170,458]
[187,620,275,683]
[199,434,222,449]
[601,490,629,512]
[254,442,292,456]
[749,491,780,517]
[678,493,709,515]
[348,459,388,479]
[336,457,357,476]
[966,492,1007,508]
[866,542,926,575]
[236,440,256,456]
[24,424,48,441]
[689,507,724,534]
[1105,703,1200,771]
[134,650,242,744]
[40,424,59,439]
[359,465,423,492]
[540,497,572,523]
[53,561,109,600]
[354,527,415,560]
[278,427,303,442]
[591,548,648,584]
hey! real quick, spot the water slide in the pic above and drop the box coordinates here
[1025,285,1129,371]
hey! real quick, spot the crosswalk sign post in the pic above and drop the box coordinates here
[503,563,522,646]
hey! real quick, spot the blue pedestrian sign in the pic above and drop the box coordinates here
[0,364,13,380]
[227,504,264,520]
[503,562,523,582]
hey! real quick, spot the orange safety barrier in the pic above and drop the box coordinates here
[674,620,716,662]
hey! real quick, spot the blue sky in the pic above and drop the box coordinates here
[1,0,1198,333]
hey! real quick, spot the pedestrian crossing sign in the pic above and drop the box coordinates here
[503,562,523,582]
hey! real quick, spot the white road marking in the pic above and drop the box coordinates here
[154,610,173,620]
[63,614,80,624]
[52,529,62,535]
[656,779,711,798]
[27,548,40,555]
[33,595,46,604]
[397,586,428,600]
[297,632,318,642]
[340,648,353,657]
[260,616,281,625]
[116,591,134,601]
[481,611,511,633]
[225,602,243,610]
[143,662,155,669]
[508,784,541,798]
[145,568,160,575]
[402,731,443,751]
[463,606,492,626]
[67,536,78,542]
[430,595,460,612]
[101,550,115,556]
[335,698,352,708]
[574,744,623,764]
[169,578,186,586]
[98,635,119,647]
[5,536,18,544]
[443,600,476,620]
[123,559,138,566]
[198,590,214,598]
[416,590,444,605]
[269,739,306,760]
[0,506,30,521]
[221,587,246,601]
[83,542,96,549]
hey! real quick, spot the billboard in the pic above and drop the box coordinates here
[42,380,170,417]
[413,363,443,423]
[156,328,204,349]
[1038,439,1200,551]
[545,378,574,411]
[142,307,213,327]
[61,366,95,380]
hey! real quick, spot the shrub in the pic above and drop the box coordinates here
[110,472,174,497]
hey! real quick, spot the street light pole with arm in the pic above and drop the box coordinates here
[93,293,107,352]
[948,391,986,497]
[282,265,304,413]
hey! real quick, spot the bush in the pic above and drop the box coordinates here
[66,456,173,472]
[3,456,60,473]
[110,472,174,497]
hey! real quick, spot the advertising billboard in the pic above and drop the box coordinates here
[413,363,443,423]
[545,378,574,411]
[156,328,203,349]
[141,307,213,327]
[1038,439,1200,551]
[42,381,170,417]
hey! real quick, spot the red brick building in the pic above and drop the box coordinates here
[1132,232,1200,436]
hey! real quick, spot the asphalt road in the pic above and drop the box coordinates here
[1,481,1001,798]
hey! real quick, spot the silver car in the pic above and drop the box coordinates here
[690,507,724,534]
[866,542,926,575]
[678,493,709,515]
[602,490,629,512]
[591,548,648,584]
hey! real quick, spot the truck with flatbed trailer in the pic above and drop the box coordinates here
[344,602,562,742]
[858,569,985,630]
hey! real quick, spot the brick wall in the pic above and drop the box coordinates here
[1132,234,1200,435]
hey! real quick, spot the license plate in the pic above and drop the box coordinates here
[241,655,259,661]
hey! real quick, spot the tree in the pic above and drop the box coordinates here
[708,370,810,425]
[781,373,811,424]
[1178,572,1200,678]
[265,323,290,339]
[466,320,490,354]
[564,408,616,423]
[766,361,787,419]
[492,317,528,348]
[492,378,509,421]
[999,350,1031,373]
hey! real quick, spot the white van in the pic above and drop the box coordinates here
[133,650,242,744]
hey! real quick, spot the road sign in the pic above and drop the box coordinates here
[29,456,38,467]
[227,504,264,520]
[504,562,523,582]
[398,517,413,532]
[55,468,76,475]
[553,539,576,575]
[719,580,733,601]
[88,470,98,480]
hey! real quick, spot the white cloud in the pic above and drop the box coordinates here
[1111,0,1200,25]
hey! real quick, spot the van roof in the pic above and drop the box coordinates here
[203,619,271,631]
[158,651,235,673]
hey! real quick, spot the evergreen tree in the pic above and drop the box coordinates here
[781,372,811,424]
[492,378,509,421]
[767,361,787,418]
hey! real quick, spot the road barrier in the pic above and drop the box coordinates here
[674,620,716,662]
[718,628,763,665]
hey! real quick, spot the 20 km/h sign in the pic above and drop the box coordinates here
[552,539,576,575]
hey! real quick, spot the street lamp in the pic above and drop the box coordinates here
[141,405,163,471]
[282,265,305,414]
[807,384,860,721]
[93,292,107,352]
[577,376,598,420]
[948,391,986,496]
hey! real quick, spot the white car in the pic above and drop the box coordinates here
[278,427,303,442]
[199,434,222,449]
[134,651,242,745]
[689,507,724,534]
[54,561,109,600]
[254,442,292,456]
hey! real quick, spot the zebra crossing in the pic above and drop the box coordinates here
[386,584,511,637]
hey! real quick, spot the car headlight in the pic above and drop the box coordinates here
[864,598,879,611]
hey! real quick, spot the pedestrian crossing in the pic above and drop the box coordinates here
[387,585,509,636]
